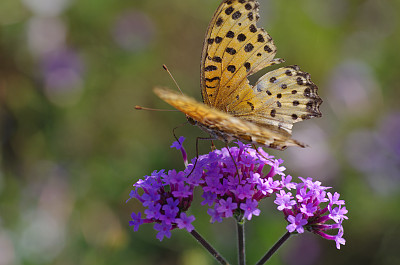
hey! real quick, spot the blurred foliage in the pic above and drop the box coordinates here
[1,0,400,264]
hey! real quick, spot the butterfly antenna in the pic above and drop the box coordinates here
[134,105,178,111]
[163,64,183,94]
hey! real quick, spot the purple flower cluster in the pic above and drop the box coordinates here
[127,137,202,240]
[274,178,348,249]
[197,141,286,223]
[129,138,348,248]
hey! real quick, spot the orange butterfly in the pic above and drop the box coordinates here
[154,0,322,150]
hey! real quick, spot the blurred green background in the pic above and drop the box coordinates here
[1,0,400,264]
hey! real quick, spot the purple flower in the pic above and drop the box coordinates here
[176,212,195,232]
[154,222,172,241]
[126,189,138,202]
[269,159,286,177]
[328,192,345,205]
[328,205,349,223]
[170,136,185,150]
[281,175,296,190]
[234,184,254,200]
[300,203,318,217]
[166,169,185,185]
[172,183,192,198]
[171,136,188,166]
[274,190,296,211]
[201,191,217,206]
[240,199,260,220]
[335,228,346,249]
[129,212,144,232]
[216,197,238,218]
[162,198,179,215]
[144,203,162,219]
[141,192,161,207]
[286,213,308,233]
[207,208,223,224]
[257,178,273,195]
[159,210,178,225]
[128,137,197,240]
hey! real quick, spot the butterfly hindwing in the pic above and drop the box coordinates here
[230,65,323,135]
[253,65,322,124]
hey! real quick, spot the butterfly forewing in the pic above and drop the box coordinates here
[154,87,305,150]
[201,0,280,111]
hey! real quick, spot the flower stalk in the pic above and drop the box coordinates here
[255,231,291,265]
[236,218,246,265]
[190,229,229,265]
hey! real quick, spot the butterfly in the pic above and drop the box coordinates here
[154,0,322,150]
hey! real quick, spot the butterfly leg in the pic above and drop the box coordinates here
[186,136,216,178]
[172,121,189,142]
[252,144,270,161]
[225,143,239,177]
[211,140,216,151]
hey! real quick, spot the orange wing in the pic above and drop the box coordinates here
[200,0,282,111]
[154,87,305,150]
[199,0,322,137]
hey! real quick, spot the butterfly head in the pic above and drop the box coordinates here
[186,116,198,126]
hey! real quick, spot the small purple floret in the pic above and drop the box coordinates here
[240,199,260,220]
[286,213,308,233]
[176,212,195,232]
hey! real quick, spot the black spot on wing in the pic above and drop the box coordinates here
[226,47,237,55]
[216,17,224,27]
[226,31,235,38]
[244,43,254,52]
[237,33,246,42]
[205,76,221,82]
[247,101,255,111]
[227,65,236,73]
[225,6,234,15]
[204,65,217,72]
[232,11,242,20]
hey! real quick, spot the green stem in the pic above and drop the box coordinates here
[190,229,229,265]
[237,220,246,265]
[255,231,291,265]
